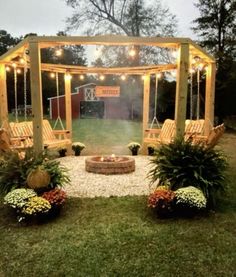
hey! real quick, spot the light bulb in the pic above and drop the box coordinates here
[50,72,56,78]
[189,68,195,74]
[5,66,11,72]
[16,68,21,74]
[129,47,136,57]
[121,74,126,81]
[19,58,25,64]
[141,75,146,81]
[156,72,162,79]
[64,73,72,80]
[171,71,177,77]
[12,62,17,68]
[55,48,62,56]
[79,75,85,80]
[99,75,105,81]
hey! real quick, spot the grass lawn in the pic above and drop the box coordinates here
[0,120,235,276]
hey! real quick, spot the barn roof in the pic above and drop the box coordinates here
[47,83,96,100]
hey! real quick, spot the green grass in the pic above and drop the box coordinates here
[1,119,236,276]
[71,118,142,155]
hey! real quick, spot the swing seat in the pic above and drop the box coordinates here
[8,120,71,149]
[42,120,71,149]
[189,123,225,149]
[144,119,176,144]
[0,128,31,152]
[184,119,205,140]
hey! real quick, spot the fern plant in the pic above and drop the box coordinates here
[0,149,70,196]
[148,138,228,206]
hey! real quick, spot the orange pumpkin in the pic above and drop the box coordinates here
[27,167,51,189]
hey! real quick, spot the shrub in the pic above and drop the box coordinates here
[148,188,175,217]
[21,196,51,216]
[148,138,228,206]
[42,188,66,207]
[4,188,37,209]
[0,149,70,195]
[174,186,207,210]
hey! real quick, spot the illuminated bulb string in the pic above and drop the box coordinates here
[24,63,28,121]
[14,67,18,122]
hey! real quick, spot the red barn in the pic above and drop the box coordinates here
[48,83,130,120]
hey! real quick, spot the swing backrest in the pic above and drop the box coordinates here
[185,119,205,139]
[42,120,56,141]
[159,119,176,143]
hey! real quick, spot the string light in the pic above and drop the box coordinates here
[189,68,195,74]
[50,72,56,78]
[16,68,22,74]
[55,48,63,56]
[64,73,72,80]
[5,66,11,72]
[99,75,105,81]
[120,74,126,81]
[19,58,25,64]
[156,72,162,79]
[128,46,136,57]
[141,75,146,81]
[12,62,17,68]
[79,75,85,80]
[198,63,204,71]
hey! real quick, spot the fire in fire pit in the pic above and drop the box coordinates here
[85,155,135,175]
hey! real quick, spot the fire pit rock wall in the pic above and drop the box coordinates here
[85,156,135,175]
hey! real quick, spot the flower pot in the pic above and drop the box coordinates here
[148,147,155,156]
[58,149,67,157]
[131,149,138,156]
[74,150,81,156]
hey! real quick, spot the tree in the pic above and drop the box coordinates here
[192,0,236,119]
[65,0,177,37]
[0,30,20,56]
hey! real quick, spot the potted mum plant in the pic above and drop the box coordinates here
[72,142,85,156]
[127,142,141,156]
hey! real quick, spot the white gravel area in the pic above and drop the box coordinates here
[59,155,156,198]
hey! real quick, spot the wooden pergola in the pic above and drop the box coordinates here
[0,35,216,153]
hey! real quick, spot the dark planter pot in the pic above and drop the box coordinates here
[74,150,81,156]
[131,149,139,156]
[58,149,67,157]
[147,147,155,156]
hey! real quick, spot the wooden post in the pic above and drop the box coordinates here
[142,75,150,140]
[29,41,44,153]
[64,73,72,138]
[205,62,216,135]
[175,43,189,137]
[0,64,8,127]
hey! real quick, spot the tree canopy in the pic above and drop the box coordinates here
[192,0,236,119]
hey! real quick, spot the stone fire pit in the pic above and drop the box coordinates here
[85,156,135,175]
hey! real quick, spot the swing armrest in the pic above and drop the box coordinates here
[145,129,161,134]
[52,130,70,135]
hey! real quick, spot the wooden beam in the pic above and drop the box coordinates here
[27,35,190,48]
[64,73,72,139]
[0,64,8,127]
[40,63,176,75]
[205,62,216,135]
[142,75,150,140]
[175,43,190,137]
[29,42,44,153]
